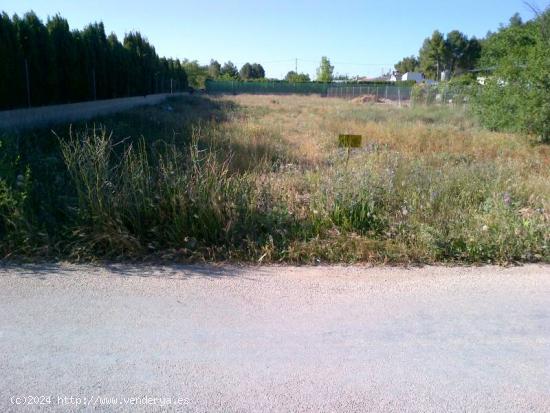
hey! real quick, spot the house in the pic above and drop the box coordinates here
[390,71,402,82]
[401,72,424,83]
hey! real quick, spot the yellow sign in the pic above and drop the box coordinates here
[338,134,362,148]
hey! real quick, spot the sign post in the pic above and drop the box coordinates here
[338,134,362,166]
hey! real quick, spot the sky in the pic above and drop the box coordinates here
[2,0,544,79]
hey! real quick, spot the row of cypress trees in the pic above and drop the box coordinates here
[0,11,188,110]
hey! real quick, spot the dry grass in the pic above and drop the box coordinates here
[211,94,549,263]
[1,94,548,263]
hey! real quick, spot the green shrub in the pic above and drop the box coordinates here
[472,9,550,142]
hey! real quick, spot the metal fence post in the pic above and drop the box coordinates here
[398,87,401,107]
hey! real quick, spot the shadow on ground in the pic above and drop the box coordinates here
[0,262,267,281]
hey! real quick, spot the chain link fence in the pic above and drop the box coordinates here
[327,84,472,108]
[410,85,471,107]
[204,80,472,108]
[206,80,330,95]
[326,85,412,103]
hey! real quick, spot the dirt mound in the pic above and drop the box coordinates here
[351,94,382,104]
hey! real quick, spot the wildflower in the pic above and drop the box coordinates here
[503,192,511,206]
[482,225,489,232]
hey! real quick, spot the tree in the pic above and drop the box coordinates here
[239,62,265,80]
[181,59,208,88]
[462,37,482,71]
[285,71,310,82]
[473,8,550,142]
[239,62,253,80]
[107,33,129,97]
[0,12,25,108]
[220,61,239,79]
[124,31,158,96]
[445,30,469,74]
[251,63,265,79]
[15,11,53,106]
[316,56,333,82]
[208,59,221,79]
[46,15,77,103]
[397,30,480,80]
[0,12,188,109]
[508,12,523,27]
[479,17,537,67]
[394,56,419,73]
[419,30,448,80]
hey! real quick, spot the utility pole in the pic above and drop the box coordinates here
[295,58,298,73]
[24,59,31,107]
[170,78,173,94]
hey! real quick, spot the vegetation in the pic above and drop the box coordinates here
[208,59,221,79]
[180,60,209,89]
[239,63,266,80]
[1,95,548,263]
[394,7,549,140]
[316,57,334,82]
[220,61,240,80]
[0,11,188,109]
[472,7,550,143]
[394,56,420,74]
[285,71,311,82]
[415,30,481,80]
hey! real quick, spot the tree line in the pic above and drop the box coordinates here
[392,11,547,83]
[0,11,188,110]
[394,30,481,79]
[188,57,335,87]
[394,8,549,142]
[180,60,267,88]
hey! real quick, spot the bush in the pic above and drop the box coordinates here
[472,9,550,142]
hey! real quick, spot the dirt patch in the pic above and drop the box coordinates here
[351,94,381,104]
[351,94,397,105]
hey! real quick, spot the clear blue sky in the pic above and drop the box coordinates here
[2,0,544,79]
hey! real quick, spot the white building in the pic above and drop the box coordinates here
[401,72,424,83]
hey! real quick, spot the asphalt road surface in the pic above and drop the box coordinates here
[1,264,549,412]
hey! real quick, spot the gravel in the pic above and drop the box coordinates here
[1,263,549,412]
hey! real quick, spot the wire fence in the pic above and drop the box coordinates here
[326,85,412,102]
[206,80,330,95]
[410,85,471,107]
[204,80,472,108]
[327,84,471,107]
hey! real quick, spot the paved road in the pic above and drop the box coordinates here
[1,264,549,412]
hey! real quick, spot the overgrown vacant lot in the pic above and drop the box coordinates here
[1,94,548,263]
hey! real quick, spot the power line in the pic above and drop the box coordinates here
[251,58,392,67]
[297,58,392,66]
